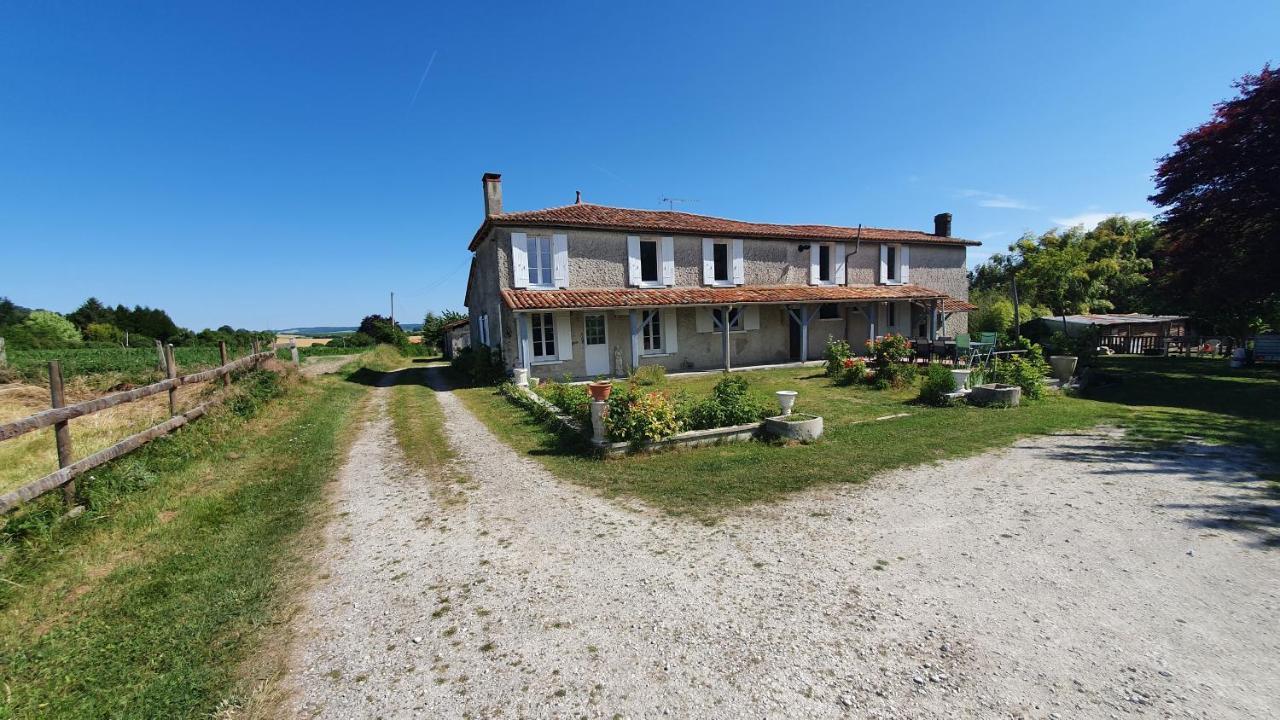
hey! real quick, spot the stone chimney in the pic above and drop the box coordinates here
[933,212,952,237]
[482,173,502,217]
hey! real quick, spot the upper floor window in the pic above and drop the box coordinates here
[640,240,659,284]
[702,238,744,286]
[511,232,567,289]
[810,242,845,286]
[629,236,674,287]
[527,235,554,287]
[880,244,909,285]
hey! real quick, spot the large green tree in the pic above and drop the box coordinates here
[1149,65,1280,338]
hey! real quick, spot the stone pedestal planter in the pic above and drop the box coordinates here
[588,381,613,401]
[775,390,798,415]
[950,368,972,390]
[1048,355,1077,382]
[765,413,823,442]
[969,383,1022,407]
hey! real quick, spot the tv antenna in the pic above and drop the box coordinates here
[659,196,698,211]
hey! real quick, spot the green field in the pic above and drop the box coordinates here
[7,346,257,388]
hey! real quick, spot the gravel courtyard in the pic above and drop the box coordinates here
[286,375,1279,719]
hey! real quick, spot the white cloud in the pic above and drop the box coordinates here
[958,189,1038,211]
[1050,210,1152,228]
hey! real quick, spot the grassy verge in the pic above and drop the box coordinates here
[0,372,366,718]
[386,367,465,505]
[461,357,1280,516]
[454,366,1126,517]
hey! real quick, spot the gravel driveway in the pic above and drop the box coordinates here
[286,371,1279,719]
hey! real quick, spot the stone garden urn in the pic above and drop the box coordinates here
[775,390,798,415]
[1048,355,1078,382]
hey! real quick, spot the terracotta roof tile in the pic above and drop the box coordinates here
[942,298,977,313]
[470,203,979,250]
[502,284,962,311]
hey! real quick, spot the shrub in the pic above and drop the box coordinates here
[631,364,666,386]
[682,374,769,429]
[918,363,956,406]
[451,345,505,386]
[990,355,1046,400]
[605,387,681,445]
[872,361,917,390]
[534,378,592,427]
[823,339,852,377]
[834,356,867,386]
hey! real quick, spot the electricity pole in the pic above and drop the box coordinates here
[390,291,395,326]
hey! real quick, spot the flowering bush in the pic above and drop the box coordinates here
[605,387,682,445]
[867,333,912,366]
[824,339,852,376]
[533,378,592,427]
[835,356,868,386]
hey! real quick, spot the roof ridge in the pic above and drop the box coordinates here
[497,201,917,235]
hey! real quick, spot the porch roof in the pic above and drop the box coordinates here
[942,298,977,313]
[502,284,958,311]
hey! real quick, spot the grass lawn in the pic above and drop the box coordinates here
[0,372,366,719]
[454,356,1280,517]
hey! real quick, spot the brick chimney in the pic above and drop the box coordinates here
[482,173,502,217]
[933,212,952,237]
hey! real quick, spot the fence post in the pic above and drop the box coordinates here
[0,336,6,368]
[290,340,300,367]
[155,339,167,372]
[49,361,76,506]
[218,341,231,388]
[252,340,261,355]
[165,344,178,416]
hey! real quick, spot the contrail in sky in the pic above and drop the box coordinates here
[409,50,438,108]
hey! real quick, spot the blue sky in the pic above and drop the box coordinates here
[1,2,1276,330]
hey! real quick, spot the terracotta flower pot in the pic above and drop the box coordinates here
[588,381,613,401]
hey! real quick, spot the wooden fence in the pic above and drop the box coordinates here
[0,341,277,515]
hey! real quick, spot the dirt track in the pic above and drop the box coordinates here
[286,370,1279,718]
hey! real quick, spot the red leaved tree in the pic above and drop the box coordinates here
[1149,65,1280,339]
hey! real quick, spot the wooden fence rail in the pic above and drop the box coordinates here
[0,347,275,515]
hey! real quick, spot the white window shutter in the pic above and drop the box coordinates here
[732,239,745,285]
[809,244,821,285]
[552,234,569,288]
[879,244,889,284]
[627,236,641,286]
[554,311,572,360]
[833,242,846,285]
[743,305,760,331]
[511,233,529,288]
[702,238,714,285]
[695,308,712,333]
[900,245,910,284]
[661,237,675,285]
[662,309,678,353]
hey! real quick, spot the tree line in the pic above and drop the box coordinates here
[0,296,274,350]
[969,65,1279,342]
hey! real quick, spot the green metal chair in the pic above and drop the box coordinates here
[978,332,998,346]
[954,333,971,364]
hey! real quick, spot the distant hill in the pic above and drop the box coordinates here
[277,323,423,336]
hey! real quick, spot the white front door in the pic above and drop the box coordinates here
[583,313,610,376]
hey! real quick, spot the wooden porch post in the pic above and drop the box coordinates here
[867,303,878,348]
[800,305,810,363]
[516,313,531,369]
[722,305,732,372]
[629,310,641,371]
[928,300,938,341]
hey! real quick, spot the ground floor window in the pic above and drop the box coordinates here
[642,309,663,352]
[712,307,743,332]
[531,312,556,359]
[818,303,839,320]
